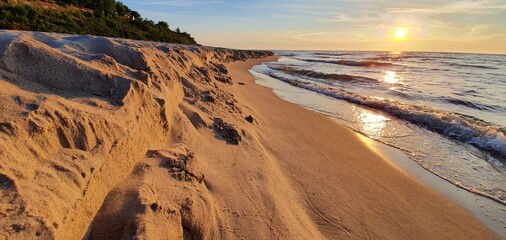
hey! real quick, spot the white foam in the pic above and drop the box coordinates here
[258,68,506,158]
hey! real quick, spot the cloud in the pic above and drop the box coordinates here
[315,12,381,23]
[388,1,506,14]
[139,0,222,7]
[471,24,493,34]
[290,32,328,38]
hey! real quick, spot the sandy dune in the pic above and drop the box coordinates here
[0,31,498,239]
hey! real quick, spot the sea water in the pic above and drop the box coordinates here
[250,51,506,205]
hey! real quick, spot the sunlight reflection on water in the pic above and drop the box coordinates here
[383,71,401,84]
[355,107,389,137]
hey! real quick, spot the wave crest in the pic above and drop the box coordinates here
[299,59,395,67]
[267,65,377,82]
[265,73,506,158]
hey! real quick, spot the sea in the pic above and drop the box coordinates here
[249,51,506,207]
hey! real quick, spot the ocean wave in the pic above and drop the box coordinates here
[279,53,297,57]
[314,52,352,57]
[368,56,406,61]
[299,58,395,67]
[447,62,499,70]
[444,98,491,111]
[266,65,377,82]
[369,54,462,62]
[263,72,506,158]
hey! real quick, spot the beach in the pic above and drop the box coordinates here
[252,51,506,206]
[0,31,499,239]
[221,58,499,239]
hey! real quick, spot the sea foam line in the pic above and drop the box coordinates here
[261,70,506,159]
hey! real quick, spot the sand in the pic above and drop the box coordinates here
[0,30,499,239]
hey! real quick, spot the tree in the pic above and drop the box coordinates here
[0,2,197,44]
[156,21,169,29]
[115,2,127,16]
[130,10,140,20]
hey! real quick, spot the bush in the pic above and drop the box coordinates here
[0,2,197,44]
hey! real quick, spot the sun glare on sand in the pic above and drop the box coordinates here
[394,28,407,40]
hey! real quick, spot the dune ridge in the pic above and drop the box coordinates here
[0,31,498,240]
[0,30,270,239]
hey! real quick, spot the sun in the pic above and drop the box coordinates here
[394,28,407,40]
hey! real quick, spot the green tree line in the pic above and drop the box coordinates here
[0,1,197,44]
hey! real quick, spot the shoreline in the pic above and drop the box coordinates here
[255,52,506,207]
[228,56,500,239]
[357,134,506,238]
[249,56,506,238]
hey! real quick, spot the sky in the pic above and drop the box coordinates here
[121,0,506,53]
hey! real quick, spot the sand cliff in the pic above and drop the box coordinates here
[0,31,270,239]
[0,31,498,240]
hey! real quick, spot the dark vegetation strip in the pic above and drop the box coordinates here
[0,0,196,44]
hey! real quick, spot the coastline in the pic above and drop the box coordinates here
[359,134,506,238]
[252,52,506,206]
[223,56,499,239]
[249,56,506,238]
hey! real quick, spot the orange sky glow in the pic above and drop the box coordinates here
[124,0,506,54]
